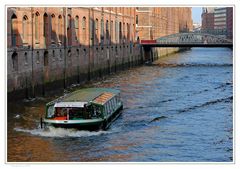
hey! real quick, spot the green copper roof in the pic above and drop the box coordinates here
[50,88,120,104]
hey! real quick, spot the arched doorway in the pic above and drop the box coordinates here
[43,51,49,81]
[12,52,18,71]
[67,15,72,46]
[44,51,49,67]
[42,51,49,95]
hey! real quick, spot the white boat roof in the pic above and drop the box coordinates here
[54,102,88,108]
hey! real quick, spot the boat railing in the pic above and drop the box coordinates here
[46,95,66,106]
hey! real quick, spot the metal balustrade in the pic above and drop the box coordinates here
[156,33,232,45]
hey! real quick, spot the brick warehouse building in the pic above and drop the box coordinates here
[7,7,192,99]
[136,7,192,40]
[135,7,192,61]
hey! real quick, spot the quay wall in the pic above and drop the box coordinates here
[7,7,193,99]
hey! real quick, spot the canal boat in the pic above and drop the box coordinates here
[43,88,123,130]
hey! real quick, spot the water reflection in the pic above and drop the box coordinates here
[8,48,233,162]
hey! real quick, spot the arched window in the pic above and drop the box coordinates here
[51,14,56,43]
[11,14,17,47]
[35,12,40,43]
[119,22,122,43]
[67,14,71,29]
[95,18,99,44]
[22,15,28,44]
[82,16,86,29]
[127,23,130,42]
[82,17,86,42]
[12,52,18,71]
[123,22,125,43]
[115,20,118,43]
[75,16,79,41]
[58,15,63,43]
[43,13,49,46]
[95,18,98,30]
[100,19,104,43]
[106,20,109,42]
[67,14,72,46]
[133,23,135,41]
[90,18,94,45]
[110,20,113,43]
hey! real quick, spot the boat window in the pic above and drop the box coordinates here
[109,100,112,111]
[113,97,117,107]
[108,102,112,114]
[47,105,55,118]
[55,107,67,117]
[111,98,115,108]
[106,104,109,114]
[103,105,107,115]
[106,103,110,114]
[110,101,113,112]
[91,105,102,117]
[107,101,110,113]
[113,98,116,108]
[110,99,114,111]
[68,107,90,119]
[113,97,116,109]
[108,100,111,112]
[116,94,120,103]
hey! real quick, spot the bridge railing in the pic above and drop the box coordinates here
[155,33,232,45]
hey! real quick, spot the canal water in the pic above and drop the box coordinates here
[7,47,233,162]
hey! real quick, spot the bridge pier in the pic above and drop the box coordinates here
[143,46,153,63]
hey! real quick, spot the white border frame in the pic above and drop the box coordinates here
[1,0,239,169]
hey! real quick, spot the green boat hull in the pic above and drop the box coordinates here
[44,105,123,131]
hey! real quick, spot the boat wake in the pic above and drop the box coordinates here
[14,126,110,138]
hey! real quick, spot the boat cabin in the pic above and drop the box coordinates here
[45,90,121,121]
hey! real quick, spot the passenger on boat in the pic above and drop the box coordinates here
[92,107,101,118]
[55,107,61,116]
[83,104,91,119]
[54,107,67,120]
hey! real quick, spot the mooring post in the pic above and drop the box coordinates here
[40,117,43,129]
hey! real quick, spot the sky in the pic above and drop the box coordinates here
[192,7,202,24]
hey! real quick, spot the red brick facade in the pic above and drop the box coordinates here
[7,7,193,98]
[136,7,193,40]
[7,7,137,48]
